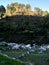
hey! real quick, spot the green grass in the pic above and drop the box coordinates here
[0,45,49,65]
[21,52,49,65]
[0,54,26,65]
[1,50,49,65]
[1,49,28,58]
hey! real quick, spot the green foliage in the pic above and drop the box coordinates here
[21,52,49,65]
[0,5,6,18]
[0,54,26,65]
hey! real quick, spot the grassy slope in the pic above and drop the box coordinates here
[0,54,26,65]
[1,48,49,65]
[21,52,49,65]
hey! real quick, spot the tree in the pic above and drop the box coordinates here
[34,7,43,16]
[7,4,16,15]
[21,4,25,8]
[25,4,31,15]
[25,4,31,10]
[43,11,48,16]
[0,5,6,18]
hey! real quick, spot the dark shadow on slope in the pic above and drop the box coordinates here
[0,14,49,45]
